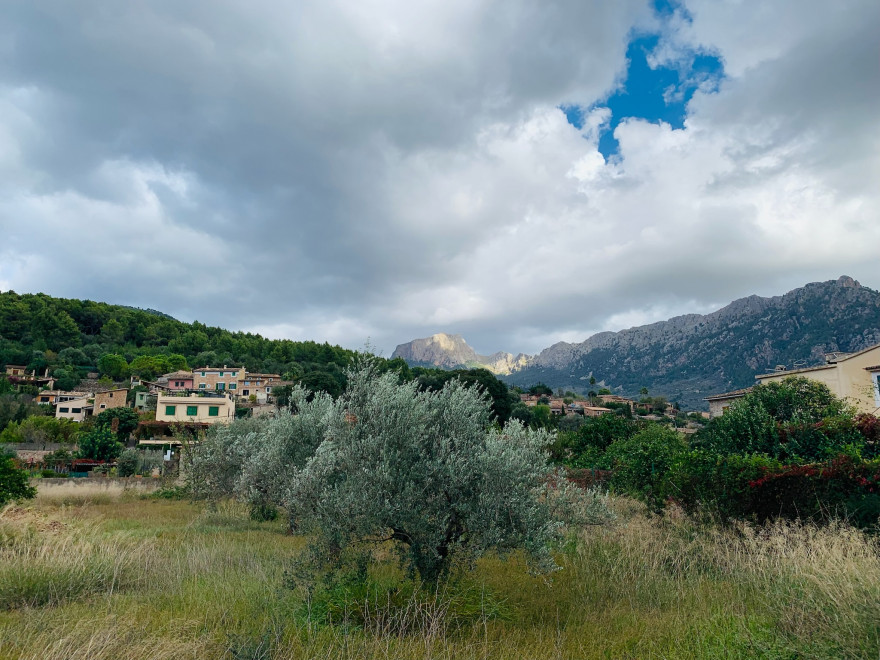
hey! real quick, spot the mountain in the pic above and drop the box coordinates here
[391,333,530,375]
[395,277,880,409]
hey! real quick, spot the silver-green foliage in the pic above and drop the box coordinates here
[187,360,611,581]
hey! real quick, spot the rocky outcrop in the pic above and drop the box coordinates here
[391,333,530,375]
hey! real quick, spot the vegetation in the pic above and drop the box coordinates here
[0,453,36,505]
[0,415,80,444]
[556,376,880,529]
[0,486,878,658]
[77,428,123,462]
[189,361,609,583]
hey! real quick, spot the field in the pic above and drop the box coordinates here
[1,481,878,660]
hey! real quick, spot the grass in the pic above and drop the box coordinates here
[0,486,877,659]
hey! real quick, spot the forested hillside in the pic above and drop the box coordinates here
[0,291,377,396]
[0,290,517,426]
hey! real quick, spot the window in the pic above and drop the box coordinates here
[72,408,82,414]
[40,396,49,402]
[60,407,69,413]
[243,389,249,396]
[245,381,250,386]
[266,387,271,393]
[186,405,198,416]
[208,406,219,417]
[199,383,206,389]
[165,405,176,416]
[216,383,225,390]
[229,383,237,390]
[201,372,206,377]
[100,404,106,409]
[218,372,224,377]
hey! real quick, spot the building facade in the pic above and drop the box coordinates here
[192,366,246,393]
[55,397,94,422]
[155,393,235,424]
[93,388,129,412]
[755,344,880,415]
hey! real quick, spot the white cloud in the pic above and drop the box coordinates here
[1,0,878,356]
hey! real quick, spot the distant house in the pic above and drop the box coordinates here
[93,388,129,412]
[4,365,27,377]
[55,396,94,422]
[597,394,636,411]
[755,343,880,415]
[38,390,89,406]
[159,371,194,391]
[238,373,283,402]
[155,392,235,425]
[192,366,246,394]
[704,388,753,419]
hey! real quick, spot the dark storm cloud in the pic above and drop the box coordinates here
[1,0,878,356]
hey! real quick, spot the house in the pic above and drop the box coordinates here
[155,392,235,425]
[755,343,880,415]
[237,373,281,401]
[158,371,194,391]
[4,365,27,377]
[597,394,636,411]
[93,388,129,412]
[134,390,158,412]
[704,388,753,418]
[192,366,246,394]
[55,396,94,422]
[239,377,292,404]
[37,390,89,406]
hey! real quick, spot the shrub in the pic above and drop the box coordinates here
[666,451,781,519]
[746,455,880,528]
[605,424,687,510]
[116,448,140,477]
[78,428,124,461]
[0,456,36,505]
[695,377,859,461]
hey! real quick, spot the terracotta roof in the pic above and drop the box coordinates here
[704,387,753,401]
[163,371,194,379]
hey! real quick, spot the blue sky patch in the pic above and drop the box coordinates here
[563,1,724,160]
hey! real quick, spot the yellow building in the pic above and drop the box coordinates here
[155,392,235,425]
[755,344,880,415]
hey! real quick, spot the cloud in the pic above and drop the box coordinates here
[1,0,879,356]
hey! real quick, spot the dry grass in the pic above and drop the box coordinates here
[0,493,877,660]
[32,478,160,507]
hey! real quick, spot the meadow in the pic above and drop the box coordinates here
[0,481,878,660]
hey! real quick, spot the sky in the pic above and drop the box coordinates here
[1,0,879,357]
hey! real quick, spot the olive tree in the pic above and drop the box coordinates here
[188,360,610,582]
[286,362,609,582]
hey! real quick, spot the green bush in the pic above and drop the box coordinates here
[78,428,124,461]
[116,448,140,477]
[0,457,36,505]
[605,425,687,510]
[694,377,860,461]
[0,415,80,444]
[666,451,781,519]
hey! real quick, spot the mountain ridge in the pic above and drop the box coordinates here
[392,276,880,409]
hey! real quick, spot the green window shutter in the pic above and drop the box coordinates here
[216,383,225,390]
[229,383,237,389]
[186,405,198,416]
[208,406,219,417]
[165,405,176,416]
